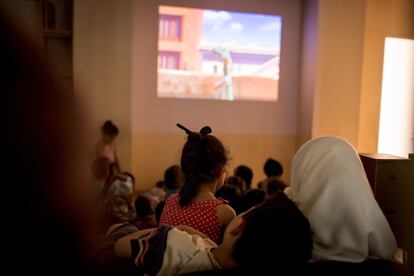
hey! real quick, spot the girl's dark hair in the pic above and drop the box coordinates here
[233,192,312,272]
[177,124,228,207]
[101,120,119,136]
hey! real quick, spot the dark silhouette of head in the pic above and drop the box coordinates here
[164,165,183,190]
[267,178,287,195]
[134,195,154,218]
[225,175,246,196]
[155,180,164,188]
[264,158,283,178]
[234,165,253,189]
[233,192,312,272]
[101,120,119,137]
[215,182,242,213]
[239,189,265,213]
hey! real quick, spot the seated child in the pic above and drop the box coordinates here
[104,173,135,200]
[266,178,287,199]
[159,124,235,243]
[238,189,265,214]
[112,192,313,275]
[215,176,245,214]
[163,165,184,198]
[257,158,284,191]
[234,165,253,193]
[133,195,157,229]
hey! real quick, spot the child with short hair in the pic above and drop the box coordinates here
[159,124,236,243]
[234,165,253,192]
[113,192,313,275]
[163,164,184,197]
[133,195,157,230]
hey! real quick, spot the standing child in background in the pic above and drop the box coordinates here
[159,124,236,244]
[96,120,120,175]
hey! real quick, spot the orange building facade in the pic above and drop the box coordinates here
[158,6,203,71]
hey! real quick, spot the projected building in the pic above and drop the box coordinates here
[158,6,203,71]
[199,46,279,79]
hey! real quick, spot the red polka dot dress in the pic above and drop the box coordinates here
[159,193,226,243]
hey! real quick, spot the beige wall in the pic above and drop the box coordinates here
[132,133,296,190]
[311,0,366,146]
[358,0,414,152]
[72,0,413,191]
[297,0,318,147]
[299,0,414,151]
[132,0,302,190]
[73,0,133,169]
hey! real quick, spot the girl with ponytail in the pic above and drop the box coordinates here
[159,124,236,243]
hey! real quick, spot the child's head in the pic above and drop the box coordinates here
[266,178,286,196]
[103,195,135,227]
[101,120,119,143]
[134,195,153,218]
[225,192,312,272]
[264,158,283,178]
[155,180,164,189]
[164,165,183,190]
[215,184,241,212]
[122,171,135,187]
[177,124,228,207]
[239,189,265,213]
[225,175,246,196]
[234,165,253,189]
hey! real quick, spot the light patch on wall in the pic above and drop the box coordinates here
[378,37,414,157]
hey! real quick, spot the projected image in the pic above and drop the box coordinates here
[157,6,282,101]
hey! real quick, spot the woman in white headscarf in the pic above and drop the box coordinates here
[289,136,397,262]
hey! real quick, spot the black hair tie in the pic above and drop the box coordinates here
[176,123,212,136]
[176,123,192,135]
[199,126,212,136]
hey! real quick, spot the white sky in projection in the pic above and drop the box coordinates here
[201,10,281,52]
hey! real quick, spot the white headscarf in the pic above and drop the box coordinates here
[290,136,397,262]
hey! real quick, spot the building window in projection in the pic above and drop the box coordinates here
[159,15,182,40]
[378,37,414,158]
